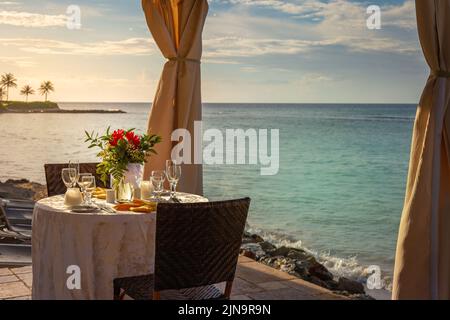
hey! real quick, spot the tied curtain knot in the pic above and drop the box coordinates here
[168,56,201,64]
[431,70,450,78]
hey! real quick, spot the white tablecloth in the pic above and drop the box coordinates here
[32,193,207,300]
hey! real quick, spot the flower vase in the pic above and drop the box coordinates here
[113,163,143,203]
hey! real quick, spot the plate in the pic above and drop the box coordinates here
[70,205,101,213]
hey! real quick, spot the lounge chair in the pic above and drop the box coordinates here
[113,198,250,300]
[0,199,33,231]
[0,200,32,267]
[0,243,31,267]
[0,202,31,241]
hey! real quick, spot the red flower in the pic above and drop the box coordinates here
[110,129,124,146]
[126,131,140,148]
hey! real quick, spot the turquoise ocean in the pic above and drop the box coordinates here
[0,103,416,290]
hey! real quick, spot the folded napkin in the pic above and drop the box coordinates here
[130,205,156,213]
[113,199,157,213]
[92,187,107,199]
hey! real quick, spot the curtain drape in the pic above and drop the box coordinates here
[393,0,450,300]
[142,0,208,195]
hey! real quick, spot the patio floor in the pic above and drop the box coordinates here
[0,256,347,300]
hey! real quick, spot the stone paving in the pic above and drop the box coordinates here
[0,256,346,300]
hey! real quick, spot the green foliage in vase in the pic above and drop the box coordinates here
[85,127,161,187]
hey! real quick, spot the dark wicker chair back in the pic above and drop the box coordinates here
[44,163,109,196]
[154,198,250,293]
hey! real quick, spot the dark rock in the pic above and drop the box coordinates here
[269,246,291,257]
[294,260,310,277]
[337,277,365,294]
[250,234,264,243]
[325,279,339,290]
[243,231,252,239]
[286,248,312,261]
[240,249,256,260]
[309,276,332,289]
[259,241,276,252]
[308,262,334,281]
[240,243,266,259]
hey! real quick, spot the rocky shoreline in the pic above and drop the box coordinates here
[240,232,373,299]
[1,179,373,299]
[0,179,47,201]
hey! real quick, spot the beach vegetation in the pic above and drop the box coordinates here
[39,81,55,102]
[4,101,59,110]
[20,85,35,102]
[0,73,17,101]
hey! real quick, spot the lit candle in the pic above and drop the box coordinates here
[140,181,153,200]
[64,188,83,207]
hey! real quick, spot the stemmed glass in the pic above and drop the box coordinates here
[78,173,94,205]
[166,160,181,201]
[68,161,80,187]
[151,170,165,201]
[61,168,76,190]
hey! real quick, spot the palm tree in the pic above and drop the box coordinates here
[39,81,54,102]
[20,85,35,103]
[0,86,4,102]
[0,73,17,101]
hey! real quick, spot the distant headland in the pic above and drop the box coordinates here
[0,73,125,114]
[0,101,126,114]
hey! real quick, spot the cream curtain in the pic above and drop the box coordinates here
[393,0,450,300]
[142,0,208,195]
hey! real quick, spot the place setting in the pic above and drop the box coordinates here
[59,159,184,215]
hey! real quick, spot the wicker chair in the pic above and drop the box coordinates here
[113,198,251,300]
[44,163,109,197]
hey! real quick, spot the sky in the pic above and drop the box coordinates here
[0,0,428,103]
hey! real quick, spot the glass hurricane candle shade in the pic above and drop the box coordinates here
[64,188,83,207]
[113,164,143,203]
[140,181,154,200]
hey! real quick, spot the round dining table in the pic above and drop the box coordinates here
[31,193,208,300]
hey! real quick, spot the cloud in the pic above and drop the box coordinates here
[213,0,416,30]
[383,1,416,30]
[299,72,332,84]
[0,10,67,27]
[0,0,418,63]
[0,37,156,56]
[0,56,35,68]
[211,0,324,16]
[208,0,419,56]
[204,36,337,58]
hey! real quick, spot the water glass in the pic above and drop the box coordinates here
[151,170,165,201]
[166,160,181,200]
[68,160,80,187]
[77,173,93,205]
[81,175,96,205]
[61,168,76,190]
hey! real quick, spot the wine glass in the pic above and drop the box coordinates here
[80,175,96,205]
[165,160,181,201]
[151,170,165,201]
[61,168,76,190]
[77,173,93,205]
[68,161,80,187]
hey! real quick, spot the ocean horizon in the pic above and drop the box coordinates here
[0,102,416,291]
